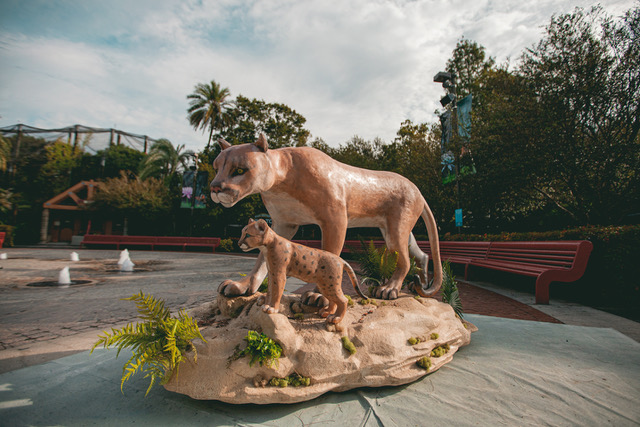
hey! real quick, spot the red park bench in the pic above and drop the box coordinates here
[81,235,220,253]
[420,240,593,304]
[0,231,5,248]
[339,239,592,304]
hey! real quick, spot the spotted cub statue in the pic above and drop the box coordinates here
[237,219,365,325]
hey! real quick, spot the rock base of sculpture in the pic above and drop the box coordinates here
[164,293,475,404]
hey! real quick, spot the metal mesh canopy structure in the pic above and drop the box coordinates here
[0,124,158,154]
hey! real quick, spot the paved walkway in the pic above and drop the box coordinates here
[0,247,638,375]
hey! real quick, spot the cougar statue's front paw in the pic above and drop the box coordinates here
[218,278,252,297]
[371,284,400,300]
[301,290,330,308]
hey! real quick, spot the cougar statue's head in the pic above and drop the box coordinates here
[210,134,274,208]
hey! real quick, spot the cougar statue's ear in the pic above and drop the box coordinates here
[257,219,268,231]
[255,133,268,152]
[218,138,232,150]
[248,218,255,225]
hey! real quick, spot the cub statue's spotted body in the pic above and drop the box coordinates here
[238,219,366,325]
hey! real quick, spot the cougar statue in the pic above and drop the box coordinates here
[211,134,442,303]
[238,218,366,325]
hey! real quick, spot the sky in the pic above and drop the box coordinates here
[0,0,635,152]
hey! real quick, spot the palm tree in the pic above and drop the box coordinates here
[187,80,235,149]
[138,139,194,181]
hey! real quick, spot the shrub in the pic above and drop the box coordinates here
[236,330,282,369]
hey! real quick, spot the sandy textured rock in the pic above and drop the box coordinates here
[165,293,474,404]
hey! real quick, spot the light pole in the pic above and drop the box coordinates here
[434,71,462,233]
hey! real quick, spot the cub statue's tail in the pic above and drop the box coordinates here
[343,262,367,299]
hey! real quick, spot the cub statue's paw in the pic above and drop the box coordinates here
[218,279,252,297]
[371,285,399,300]
[301,290,330,308]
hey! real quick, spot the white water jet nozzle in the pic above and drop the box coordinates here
[0,253,7,260]
[58,266,72,285]
[70,252,80,262]
[121,258,135,272]
[117,249,130,266]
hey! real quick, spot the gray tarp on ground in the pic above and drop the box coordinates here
[1,314,638,426]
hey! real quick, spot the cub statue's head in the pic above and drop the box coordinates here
[237,219,271,252]
[210,134,274,208]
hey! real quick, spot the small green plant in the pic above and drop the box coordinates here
[269,373,310,387]
[430,333,439,340]
[346,295,354,306]
[239,273,269,293]
[218,238,235,252]
[91,291,206,396]
[341,336,357,355]
[417,356,432,370]
[350,239,420,295]
[236,330,282,369]
[408,337,420,345]
[441,261,463,319]
[431,344,450,357]
[293,312,305,321]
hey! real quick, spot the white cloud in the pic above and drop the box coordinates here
[0,0,636,151]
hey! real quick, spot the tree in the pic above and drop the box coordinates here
[187,80,235,149]
[446,38,495,99]
[0,134,10,172]
[89,172,171,235]
[39,139,83,195]
[139,139,194,181]
[519,5,640,224]
[224,95,311,148]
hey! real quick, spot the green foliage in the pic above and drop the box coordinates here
[351,239,420,292]
[217,238,235,252]
[417,356,432,370]
[0,134,11,172]
[89,172,171,218]
[341,336,356,355]
[441,262,464,319]
[431,344,450,358]
[408,337,420,345]
[269,373,310,387]
[236,331,282,369]
[91,291,206,396]
[138,139,194,181]
[187,80,235,148]
[225,95,311,148]
[430,333,439,340]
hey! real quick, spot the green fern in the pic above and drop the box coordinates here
[91,291,206,396]
[350,239,420,291]
[441,262,464,319]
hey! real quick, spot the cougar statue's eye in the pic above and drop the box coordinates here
[235,168,245,176]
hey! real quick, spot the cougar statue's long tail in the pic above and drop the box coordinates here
[415,201,443,298]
